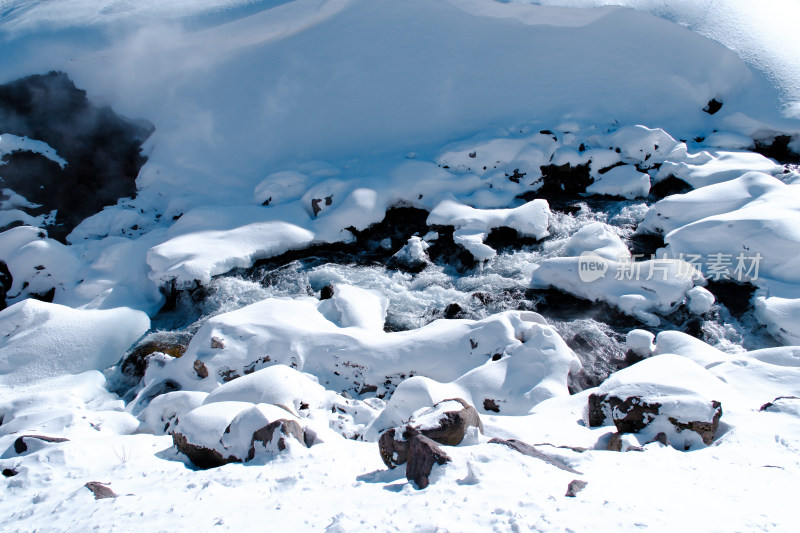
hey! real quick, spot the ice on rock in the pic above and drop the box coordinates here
[0,300,150,388]
[585,164,650,199]
[138,391,208,435]
[663,183,800,286]
[392,236,430,268]
[589,353,742,447]
[146,206,316,288]
[427,198,550,261]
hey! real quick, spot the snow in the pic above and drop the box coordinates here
[530,256,702,326]
[1,0,800,530]
[585,164,650,199]
[0,300,149,389]
[428,198,551,261]
[0,133,66,168]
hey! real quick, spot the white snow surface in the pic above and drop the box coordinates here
[1,0,800,531]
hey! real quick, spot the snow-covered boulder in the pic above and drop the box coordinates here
[427,198,550,261]
[530,256,703,326]
[585,164,650,199]
[654,150,783,189]
[378,398,482,469]
[585,354,735,449]
[171,401,306,469]
[203,365,332,415]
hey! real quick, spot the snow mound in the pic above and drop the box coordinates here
[367,314,580,438]
[530,256,702,326]
[317,283,389,331]
[654,150,783,189]
[585,164,650,199]
[428,198,550,261]
[0,300,149,387]
[204,365,331,415]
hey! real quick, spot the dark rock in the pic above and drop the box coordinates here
[85,482,117,500]
[648,175,693,200]
[193,360,209,379]
[668,401,722,445]
[405,433,451,489]
[2,468,17,477]
[121,336,189,378]
[589,394,723,445]
[13,435,69,454]
[378,398,482,469]
[320,284,335,300]
[379,427,410,469]
[703,98,723,115]
[705,279,756,318]
[172,432,237,469]
[488,438,582,474]
[611,397,663,433]
[754,134,800,164]
[507,169,526,183]
[645,432,670,446]
[248,419,305,458]
[210,336,225,349]
[565,479,588,497]
[0,72,153,242]
[483,398,500,413]
[759,396,800,412]
[443,303,463,319]
[0,260,11,311]
[537,162,593,197]
[413,398,483,446]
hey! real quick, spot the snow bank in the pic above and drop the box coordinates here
[0,300,149,387]
[639,172,785,235]
[654,150,783,189]
[530,257,702,326]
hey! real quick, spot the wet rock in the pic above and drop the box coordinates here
[703,98,723,115]
[565,479,588,497]
[488,438,582,474]
[320,284,335,300]
[537,162,593,197]
[648,175,692,200]
[0,260,11,311]
[84,482,117,500]
[405,432,451,490]
[121,335,189,379]
[13,435,69,454]
[0,72,153,241]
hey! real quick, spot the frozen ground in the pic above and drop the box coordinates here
[1,0,800,531]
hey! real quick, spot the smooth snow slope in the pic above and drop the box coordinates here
[0,0,796,215]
